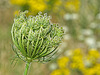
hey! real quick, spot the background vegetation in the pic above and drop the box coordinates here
[0,0,100,75]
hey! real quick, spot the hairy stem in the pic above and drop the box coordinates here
[24,62,31,75]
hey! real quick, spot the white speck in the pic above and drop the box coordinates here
[63,13,78,20]
[62,26,69,33]
[49,63,57,70]
[85,37,96,48]
[60,42,67,49]
[96,13,100,19]
[97,41,100,48]
[90,22,97,29]
[81,29,93,36]
[64,50,72,57]
[72,13,79,20]
[58,42,67,54]
[78,35,85,41]
[63,34,71,40]
[84,60,92,67]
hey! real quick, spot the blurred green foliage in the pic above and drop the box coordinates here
[0,0,100,75]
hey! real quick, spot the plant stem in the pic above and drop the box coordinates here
[24,62,30,75]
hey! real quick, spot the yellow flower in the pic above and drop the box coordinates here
[87,49,100,64]
[65,0,80,12]
[51,69,62,75]
[51,68,70,75]
[57,56,69,68]
[51,49,100,75]
[85,68,96,75]
[88,49,100,59]
[84,64,100,75]
[28,0,47,14]
[72,49,83,62]
[72,56,83,63]
[10,0,26,6]
[70,61,85,71]
[71,49,85,71]
[73,48,83,56]
[53,0,62,13]
[95,64,100,75]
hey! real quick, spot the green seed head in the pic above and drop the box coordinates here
[11,11,64,63]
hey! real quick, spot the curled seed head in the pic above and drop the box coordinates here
[11,11,64,63]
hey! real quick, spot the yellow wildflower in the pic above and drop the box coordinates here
[10,0,26,6]
[84,64,100,75]
[51,68,70,75]
[94,64,100,75]
[74,48,81,53]
[88,49,100,59]
[72,56,83,63]
[57,56,69,68]
[85,68,96,75]
[71,49,85,71]
[53,0,62,13]
[73,48,82,56]
[65,0,80,12]
[61,68,70,75]
[50,69,62,75]
[51,48,100,75]
[87,49,100,64]
[71,62,85,71]
[70,56,85,71]
[28,0,47,14]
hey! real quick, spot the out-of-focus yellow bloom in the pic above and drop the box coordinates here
[51,68,70,75]
[95,64,100,75]
[53,0,62,13]
[88,49,100,59]
[50,69,62,75]
[57,56,69,68]
[85,68,96,75]
[70,62,85,71]
[84,64,100,75]
[71,56,85,71]
[28,0,47,14]
[73,48,82,56]
[72,56,82,63]
[87,49,100,64]
[65,0,80,12]
[61,68,70,75]
[73,48,81,54]
[71,49,83,62]
[10,0,26,6]
[51,48,100,75]
[10,0,47,15]
[70,49,85,72]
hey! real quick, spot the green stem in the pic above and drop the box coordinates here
[24,62,30,75]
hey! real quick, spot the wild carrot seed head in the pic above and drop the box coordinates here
[11,11,64,63]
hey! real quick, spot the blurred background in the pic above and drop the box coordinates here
[0,0,100,75]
